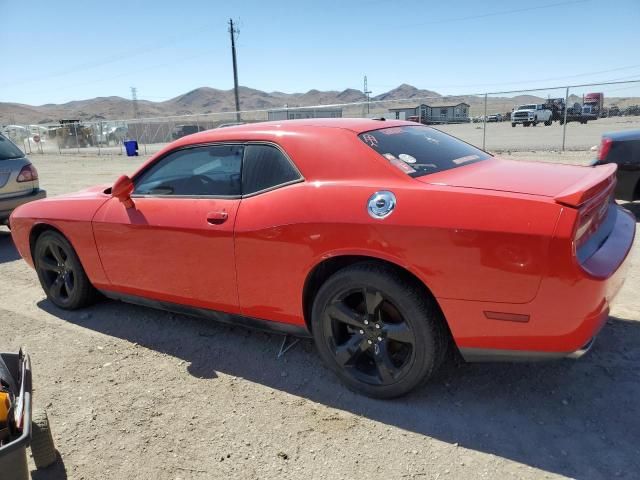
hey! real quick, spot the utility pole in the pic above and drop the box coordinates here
[130,87,139,119]
[228,19,241,122]
[363,75,371,115]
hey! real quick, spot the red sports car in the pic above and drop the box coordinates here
[10,119,636,398]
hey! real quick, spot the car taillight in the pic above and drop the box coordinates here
[597,137,613,162]
[16,164,38,182]
[574,196,611,251]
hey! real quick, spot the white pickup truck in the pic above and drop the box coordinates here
[511,104,553,127]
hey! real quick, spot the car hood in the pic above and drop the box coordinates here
[415,157,601,198]
[49,184,111,198]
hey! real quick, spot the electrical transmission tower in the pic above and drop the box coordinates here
[130,87,139,119]
[363,75,372,116]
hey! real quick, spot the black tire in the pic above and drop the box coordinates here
[311,262,448,399]
[511,123,516,127]
[31,409,57,469]
[544,118,552,126]
[532,118,538,126]
[34,230,98,309]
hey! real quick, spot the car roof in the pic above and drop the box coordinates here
[137,118,419,183]
[181,118,413,142]
[604,129,640,141]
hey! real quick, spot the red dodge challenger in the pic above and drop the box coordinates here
[10,119,636,398]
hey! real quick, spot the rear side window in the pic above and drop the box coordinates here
[0,134,25,160]
[242,145,301,195]
[359,126,490,177]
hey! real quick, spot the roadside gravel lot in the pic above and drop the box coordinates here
[1,150,638,479]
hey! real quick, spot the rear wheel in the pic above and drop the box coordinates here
[34,230,97,309]
[311,263,448,398]
[511,123,516,127]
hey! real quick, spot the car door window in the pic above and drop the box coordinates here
[134,145,243,196]
[242,144,301,195]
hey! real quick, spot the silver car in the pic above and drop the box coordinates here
[0,133,46,226]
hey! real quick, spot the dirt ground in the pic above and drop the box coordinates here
[1,150,639,480]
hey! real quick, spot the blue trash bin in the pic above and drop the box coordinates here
[124,140,138,157]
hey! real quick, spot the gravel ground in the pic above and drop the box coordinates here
[1,151,639,480]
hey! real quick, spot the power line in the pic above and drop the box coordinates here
[369,64,640,92]
[0,24,213,88]
[399,0,588,28]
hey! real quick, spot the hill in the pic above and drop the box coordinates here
[1,85,638,124]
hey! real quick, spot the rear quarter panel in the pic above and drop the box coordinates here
[0,158,36,198]
[234,179,562,326]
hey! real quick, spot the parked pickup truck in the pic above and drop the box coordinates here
[511,104,553,127]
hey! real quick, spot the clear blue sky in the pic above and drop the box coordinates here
[1,0,639,105]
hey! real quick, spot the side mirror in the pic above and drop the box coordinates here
[112,175,135,209]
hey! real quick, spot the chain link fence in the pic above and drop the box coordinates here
[4,80,640,158]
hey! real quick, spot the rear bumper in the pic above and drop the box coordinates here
[461,336,597,362]
[444,206,635,361]
[0,189,46,222]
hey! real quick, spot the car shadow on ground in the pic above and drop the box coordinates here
[0,229,20,264]
[38,298,640,479]
[621,201,639,221]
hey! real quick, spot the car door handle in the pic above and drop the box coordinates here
[207,211,228,224]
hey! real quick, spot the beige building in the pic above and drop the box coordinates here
[388,103,470,123]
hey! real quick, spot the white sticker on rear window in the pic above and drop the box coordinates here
[390,158,416,174]
[398,153,417,164]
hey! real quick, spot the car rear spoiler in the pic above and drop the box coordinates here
[554,163,617,208]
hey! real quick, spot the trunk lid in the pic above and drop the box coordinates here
[416,157,615,202]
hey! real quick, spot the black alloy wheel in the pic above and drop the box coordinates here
[323,287,417,386]
[34,230,97,309]
[312,263,448,398]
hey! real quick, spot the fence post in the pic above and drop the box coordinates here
[25,130,32,155]
[562,86,569,152]
[74,123,80,153]
[142,122,147,155]
[97,122,101,156]
[482,93,488,150]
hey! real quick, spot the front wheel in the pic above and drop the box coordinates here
[311,263,448,398]
[511,123,516,127]
[34,230,98,309]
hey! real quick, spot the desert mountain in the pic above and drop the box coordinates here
[1,85,637,124]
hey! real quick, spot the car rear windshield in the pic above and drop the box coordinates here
[359,126,490,177]
[0,134,25,160]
